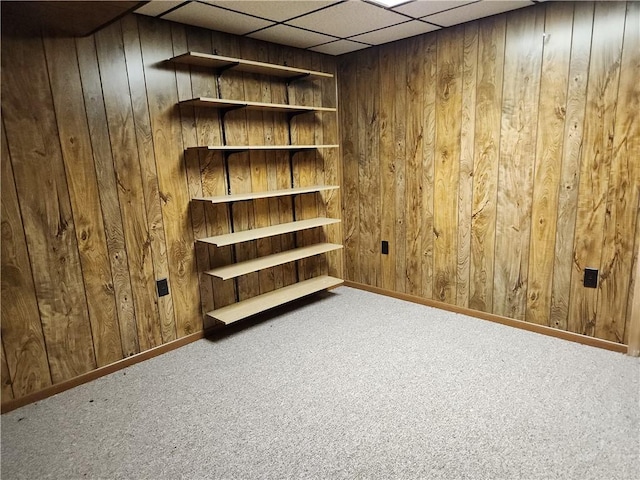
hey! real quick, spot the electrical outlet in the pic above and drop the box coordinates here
[584,268,598,288]
[156,278,169,297]
[381,240,389,255]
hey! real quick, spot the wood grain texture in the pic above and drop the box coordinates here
[567,2,626,336]
[457,23,478,308]
[2,32,97,383]
[549,1,594,331]
[525,2,573,326]
[321,54,344,281]
[2,13,341,406]
[596,0,640,342]
[336,1,637,347]
[394,42,408,293]
[433,26,463,304]
[291,50,321,281]
[627,217,640,355]
[44,36,124,367]
[96,22,163,351]
[75,35,140,358]
[469,15,505,313]
[493,7,544,320]
[1,121,52,396]
[405,36,424,296]
[378,44,396,291]
[243,38,278,292]
[138,16,201,336]
[1,343,13,400]
[268,44,297,288]
[217,34,260,302]
[338,53,360,283]
[421,35,437,300]
[357,48,380,287]
[123,16,177,344]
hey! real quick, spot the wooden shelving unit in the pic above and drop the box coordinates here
[175,49,342,324]
[180,97,336,113]
[205,243,343,280]
[197,218,340,247]
[192,185,339,204]
[207,275,343,325]
[186,144,339,152]
[169,51,333,81]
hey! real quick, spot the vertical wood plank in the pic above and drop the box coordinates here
[525,2,574,326]
[268,43,297,287]
[215,33,260,301]
[2,32,96,383]
[627,214,640,355]
[421,35,438,300]
[358,48,380,286]
[138,16,201,335]
[394,41,407,293]
[1,343,13,400]
[493,7,544,320]
[321,54,343,280]
[242,37,277,292]
[173,25,213,319]
[405,36,424,296]
[549,1,594,330]
[96,22,163,350]
[379,43,396,291]
[596,1,640,342]
[75,35,140,357]
[567,2,626,336]
[291,50,321,281]
[123,15,177,343]
[1,121,52,396]
[44,36,124,366]
[339,54,359,283]
[457,23,478,308]
[469,15,506,313]
[433,26,463,304]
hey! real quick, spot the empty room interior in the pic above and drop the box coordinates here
[1,0,639,478]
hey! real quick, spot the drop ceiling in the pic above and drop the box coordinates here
[135,0,538,55]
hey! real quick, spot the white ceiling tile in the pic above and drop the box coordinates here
[310,39,371,55]
[392,1,478,19]
[350,19,439,44]
[201,1,339,22]
[423,0,533,26]
[248,24,337,49]
[288,1,408,37]
[163,2,274,35]
[135,1,185,17]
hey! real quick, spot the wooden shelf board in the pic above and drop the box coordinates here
[205,243,343,280]
[197,217,341,247]
[186,144,339,152]
[207,275,343,324]
[180,97,336,113]
[192,185,339,204]
[169,51,333,80]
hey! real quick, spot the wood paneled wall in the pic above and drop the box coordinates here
[1,14,340,403]
[339,1,640,345]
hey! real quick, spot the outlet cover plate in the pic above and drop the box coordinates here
[584,268,598,288]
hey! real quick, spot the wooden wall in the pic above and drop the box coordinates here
[339,1,640,345]
[1,14,340,403]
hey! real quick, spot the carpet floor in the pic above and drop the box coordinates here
[2,286,639,479]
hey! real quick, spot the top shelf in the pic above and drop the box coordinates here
[168,51,333,81]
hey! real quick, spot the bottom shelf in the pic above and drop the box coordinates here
[206,275,343,325]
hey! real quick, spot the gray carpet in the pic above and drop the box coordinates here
[2,286,639,479]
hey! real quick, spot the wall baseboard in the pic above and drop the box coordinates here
[343,281,628,355]
[1,326,220,414]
